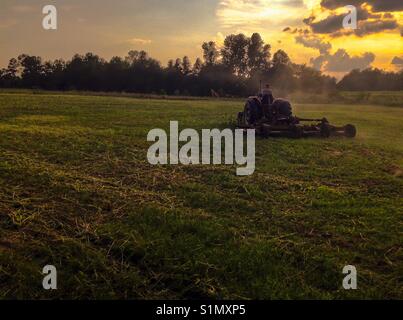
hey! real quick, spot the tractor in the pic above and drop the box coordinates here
[237,96,357,138]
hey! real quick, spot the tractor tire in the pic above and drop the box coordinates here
[272,99,292,117]
[344,124,357,138]
[243,99,261,126]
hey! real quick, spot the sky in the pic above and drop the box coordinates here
[1,0,402,77]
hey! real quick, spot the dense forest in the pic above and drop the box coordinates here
[0,33,402,96]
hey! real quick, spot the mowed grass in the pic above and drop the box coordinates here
[0,92,402,299]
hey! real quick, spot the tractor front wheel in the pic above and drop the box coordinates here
[243,99,262,126]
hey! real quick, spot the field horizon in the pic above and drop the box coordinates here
[1,89,402,107]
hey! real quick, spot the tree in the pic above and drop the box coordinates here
[167,59,174,69]
[124,50,162,92]
[64,53,107,91]
[265,50,295,92]
[18,54,44,88]
[247,33,271,74]
[125,50,151,66]
[43,59,66,90]
[192,58,203,75]
[338,68,403,91]
[202,41,219,65]
[1,58,20,87]
[174,58,183,73]
[221,34,249,76]
[104,56,129,91]
[2,39,398,95]
[295,64,336,93]
[182,56,192,75]
[272,49,290,67]
[6,58,19,78]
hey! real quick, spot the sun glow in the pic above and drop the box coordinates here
[303,0,321,11]
[216,0,310,29]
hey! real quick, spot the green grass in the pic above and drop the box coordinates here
[288,90,403,106]
[2,88,402,106]
[0,92,402,299]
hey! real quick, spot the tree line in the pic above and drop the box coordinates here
[338,68,403,91]
[0,33,401,96]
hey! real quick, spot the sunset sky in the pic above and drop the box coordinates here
[1,0,402,77]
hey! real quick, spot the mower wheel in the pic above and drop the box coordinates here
[320,123,331,138]
[344,124,357,138]
[261,125,271,138]
[291,126,304,139]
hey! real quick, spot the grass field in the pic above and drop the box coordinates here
[0,92,402,299]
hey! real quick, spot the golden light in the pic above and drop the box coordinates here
[303,0,321,11]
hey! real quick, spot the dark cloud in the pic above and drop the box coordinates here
[307,14,344,34]
[320,0,363,10]
[305,6,381,34]
[283,27,310,35]
[326,50,375,72]
[355,6,382,20]
[320,0,403,12]
[293,30,375,73]
[295,35,332,54]
[310,54,329,70]
[291,29,332,55]
[311,49,375,72]
[363,1,403,12]
[297,1,399,74]
[391,56,403,65]
[355,19,399,36]
[303,6,400,37]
